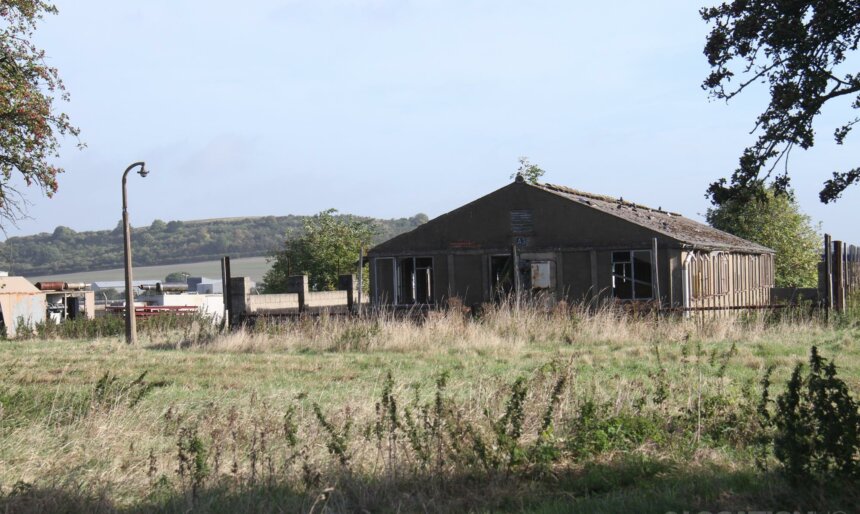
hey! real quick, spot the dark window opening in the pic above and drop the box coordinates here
[490,255,514,300]
[397,257,434,304]
[612,250,653,300]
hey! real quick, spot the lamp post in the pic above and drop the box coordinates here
[122,161,149,344]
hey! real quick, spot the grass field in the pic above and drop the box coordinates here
[26,256,272,284]
[1,303,859,513]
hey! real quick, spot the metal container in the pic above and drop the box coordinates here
[35,281,65,291]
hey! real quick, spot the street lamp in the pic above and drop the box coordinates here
[122,161,148,344]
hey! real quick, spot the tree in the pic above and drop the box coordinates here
[164,271,190,283]
[706,188,820,287]
[510,157,545,184]
[262,209,375,293]
[0,2,80,222]
[701,1,860,205]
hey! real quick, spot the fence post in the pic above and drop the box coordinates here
[229,276,252,328]
[651,237,661,312]
[834,241,845,312]
[221,256,232,329]
[287,275,308,313]
[339,274,355,313]
[511,244,521,310]
[851,245,858,295]
[357,246,364,316]
[824,234,833,319]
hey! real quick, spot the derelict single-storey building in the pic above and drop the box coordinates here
[368,176,775,310]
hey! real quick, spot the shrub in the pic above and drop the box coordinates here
[769,346,860,480]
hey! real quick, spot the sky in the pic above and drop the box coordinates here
[3,0,858,243]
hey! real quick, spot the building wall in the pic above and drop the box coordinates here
[369,182,772,310]
[372,246,686,308]
[0,294,46,338]
[682,250,774,310]
[561,251,592,301]
[372,182,668,256]
[451,254,483,306]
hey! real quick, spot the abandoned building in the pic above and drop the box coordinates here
[0,276,95,338]
[367,176,775,310]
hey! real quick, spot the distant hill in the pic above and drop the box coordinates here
[0,213,428,277]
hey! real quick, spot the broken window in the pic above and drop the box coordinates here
[397,257,434,304]
[612,250,653,300]
[490,255,514,300]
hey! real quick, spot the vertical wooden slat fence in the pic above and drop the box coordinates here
[822,235,859,313]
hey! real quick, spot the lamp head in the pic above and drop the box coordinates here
[138,166,149,178]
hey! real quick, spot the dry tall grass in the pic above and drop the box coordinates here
[195,301,832,355]
[0,301,857,513]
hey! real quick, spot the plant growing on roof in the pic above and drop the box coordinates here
[510,157,545,184]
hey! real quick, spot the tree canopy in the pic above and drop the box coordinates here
[164,271,190,283]
[0,1,80,223]
[702,0,860,205]
[706,188,820,287]
[0,213,425,277]
[262,209,376,293]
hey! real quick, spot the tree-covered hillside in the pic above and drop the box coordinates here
[0,213,428,277]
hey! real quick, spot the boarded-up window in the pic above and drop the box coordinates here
[510,210,534,235]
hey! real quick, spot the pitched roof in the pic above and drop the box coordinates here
[536,183,774,253]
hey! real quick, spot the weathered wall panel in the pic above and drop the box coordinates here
[452,254,483,306]
[374,258,395,305]
[561,251,592,301]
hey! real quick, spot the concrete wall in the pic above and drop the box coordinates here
[229,276,363,319]
[149,293,225,322]
[248,293,300,313]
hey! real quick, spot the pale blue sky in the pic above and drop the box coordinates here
[4,0,858,243]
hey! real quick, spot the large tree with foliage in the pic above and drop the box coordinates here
[706,188,820,287]
[0,1,79,223]
[702,0,860,205]
[262,209,376,293]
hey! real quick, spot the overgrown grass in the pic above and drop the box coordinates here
[0,302,858,512]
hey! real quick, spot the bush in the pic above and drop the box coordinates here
[768,346,860,480]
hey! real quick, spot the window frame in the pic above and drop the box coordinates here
[394,256,435,305]
[611,249,654,301]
